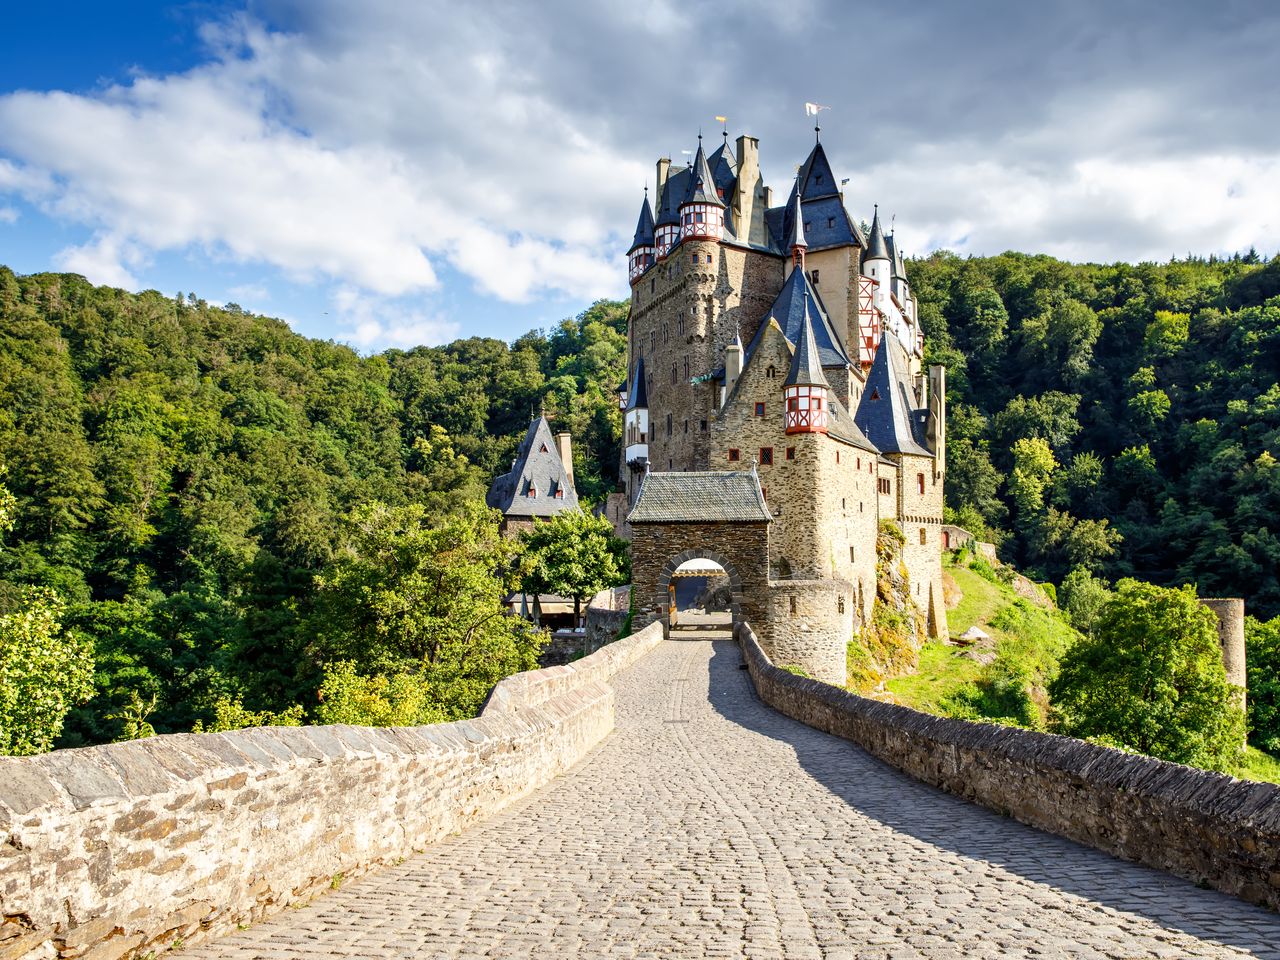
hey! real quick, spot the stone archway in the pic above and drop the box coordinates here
[657,549,743,633]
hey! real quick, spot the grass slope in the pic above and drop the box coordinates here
[883,552,1280,786]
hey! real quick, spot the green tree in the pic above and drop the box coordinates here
[1050,580,1245,771]
[1007,437,1057,516]
[313,661,444,726]
[1058,567,1111,634]
[1244,615,1280,753]
[310,501,542,719]
[520,509,627,633]
[0,587,94,755]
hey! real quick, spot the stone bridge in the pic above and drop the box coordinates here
[3,626,1280,959]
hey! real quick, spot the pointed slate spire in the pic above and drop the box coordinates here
[865,205,891,262]
[625,356,648,411]
[785,299,828,388]
[682,137,725,208]
[888,230,908,281]
[786,183,807,257]
[629,190,655,253]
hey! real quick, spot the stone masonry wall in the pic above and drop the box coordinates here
[0,623,665,960]
[629,521,769,633]
[738,622,1280,912]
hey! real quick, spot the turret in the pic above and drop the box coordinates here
[787,186,807,270]
[628,190,656,283]
[654,164,681,259]
[783,302,829,435]
[679,137,725,242]
[623,357,650,473]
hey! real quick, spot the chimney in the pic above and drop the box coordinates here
[555,432,574,489]
[732,135,759,243]
[724,339,743,403]
[656,157,671,209]
[762,184,773,214]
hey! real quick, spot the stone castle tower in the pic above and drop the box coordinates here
[621,126,948,682]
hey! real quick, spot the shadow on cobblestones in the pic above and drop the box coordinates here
[703,639,1280,958]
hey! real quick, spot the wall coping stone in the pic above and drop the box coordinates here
[736,620,1280,911]
[0,621,665,959]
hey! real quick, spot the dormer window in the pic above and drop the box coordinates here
[526,483,537,498]
[539,443,548,453]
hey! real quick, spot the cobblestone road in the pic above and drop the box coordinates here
[185,640,1280,959]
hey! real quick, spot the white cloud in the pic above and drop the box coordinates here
[333,286,461,349]
[0,206,16,224]
[52,233,148,289]
[227,282,271,302]
[0,0,1276,339]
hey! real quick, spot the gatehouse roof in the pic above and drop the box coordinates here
[627,471,771,524]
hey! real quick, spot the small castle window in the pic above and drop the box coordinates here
[841,498,846,510]
[667,413,673,436]
[754,402,765,417]
[728,448,740,462]
[555,488,565,499]
[684,419,689,434]
[918,473,926,495]
[760,447,773,466]
[701,419,708,431]
[828,217,835,229]
[786,447,795,460]
[526,485,537,498]
[766,365,777,379]
[838,597,845,614]
[856,457,861,469]
[849,546,856,562]
[816,173,823,184]
[920,528,927,545]
[671,364,677,384]
[790,596,798,615]
[812,269,820,285]
[692,254,698,265]
[706,254,712,263]
[835,450,840,464]
[539,443,548,453]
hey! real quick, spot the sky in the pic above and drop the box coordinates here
[0,1,1277,352]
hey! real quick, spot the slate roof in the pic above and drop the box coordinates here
[854,336,932,457]
[627,471,772,524]
[682,141,725,208]
[630,192,655,252]
[865,208,891,262]
[797,142,840,201]
[784,300,826,387]
[743,265,851,370]
[656,166,691,226]
[486,416,580,517]
[708,136,737,199]
[625,356,648,411]
[886,232,907,280]
[785,185,806,250]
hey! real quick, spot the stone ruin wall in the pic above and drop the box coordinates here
[737,621,1280,913]
[0,623,665,960]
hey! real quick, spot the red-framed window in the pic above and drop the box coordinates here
[786,447,795,460]
[759,447,773,466]
[754,401,765,417]
[728,448,740,462]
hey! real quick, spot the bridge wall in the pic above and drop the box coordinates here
[0,622,664,960]
[737,622,1280,912]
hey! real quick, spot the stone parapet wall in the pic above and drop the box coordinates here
[737,621,1280,912]
[583,587,631,653]
[0,622,665,960]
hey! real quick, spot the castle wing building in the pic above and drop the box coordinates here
[486,415,579,535]
[615,123,949,684]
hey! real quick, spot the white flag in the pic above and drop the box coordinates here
[804,102,829,117]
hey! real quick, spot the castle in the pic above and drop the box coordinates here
[619,127,948,684]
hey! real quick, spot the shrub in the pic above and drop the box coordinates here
[1245,615,1280,753]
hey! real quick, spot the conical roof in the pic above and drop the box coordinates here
[625,356,648,411]
[865,207,891,262]
[887,232,908,281]
[786,185,807,250]
[853,337,931,456]
[682,140,725,208]
[784,300,827,387]
[629,192,655,252]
